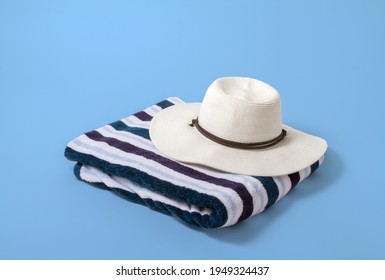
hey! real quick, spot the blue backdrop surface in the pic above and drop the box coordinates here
[1,0,384,259]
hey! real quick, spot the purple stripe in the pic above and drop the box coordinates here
[288,172,300,190]
[134,111,153,121]
[85,130,254,222]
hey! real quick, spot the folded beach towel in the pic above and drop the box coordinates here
[65,97,324,228]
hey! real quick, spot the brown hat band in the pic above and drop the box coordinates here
[189,118,286,150]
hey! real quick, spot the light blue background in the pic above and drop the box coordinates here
[1,0,384,259]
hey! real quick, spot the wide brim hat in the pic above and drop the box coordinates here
[149,77,327,176]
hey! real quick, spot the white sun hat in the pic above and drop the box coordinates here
[149,77,327,176]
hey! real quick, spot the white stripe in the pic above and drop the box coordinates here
[121,117,149,129]
[304,166,311,179]
[273,175,292,201]
[167,97,184,104]
[319,155,324,165]
[144,105,162,116]
[298,169,306,183]
[78,166,100,183]
[81,165,212,215]
[280,175,292,198]
[252,179,269,215]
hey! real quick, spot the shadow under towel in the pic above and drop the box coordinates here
[64,97,324,228]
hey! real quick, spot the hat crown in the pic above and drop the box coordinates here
[198,77,282,143]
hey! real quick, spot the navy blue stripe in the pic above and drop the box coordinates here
[156,99,175,109]
[84,130,254,222]
[73,162,83,180]
[109,121,150,140]
[288,172,300,190]
[66,148,227,228]
[134,111,152,121]
[255,176,279,209]
[310,160,320,174]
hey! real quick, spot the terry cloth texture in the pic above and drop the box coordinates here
[64,97,324,228]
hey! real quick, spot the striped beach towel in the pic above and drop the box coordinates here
[64,97,324,228]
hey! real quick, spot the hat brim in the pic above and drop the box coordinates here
[149,103,327,176]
